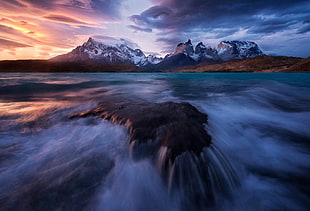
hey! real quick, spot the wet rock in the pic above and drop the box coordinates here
[70,101,211,165]
[70,100,238,210]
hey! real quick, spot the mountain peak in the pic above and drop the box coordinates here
[51,37,264,70]
[51,37,163,66]
[197,42,204,46]
[217,40,264,61]
[83,37,100,49]
[86,37,96,44]
[185,39,192,45]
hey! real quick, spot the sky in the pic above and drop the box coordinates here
[0,0,310,60]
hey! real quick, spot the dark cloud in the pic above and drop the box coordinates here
[0,38,32,48]
[128,25,152,32]
[135,0,310,30]
[249,18,298,34]
[130,0,310,50]
[297,24,310,34]
[156,36,185,53]
[130,6,176,29]
[44,15,89,25]
[89,0,124,19]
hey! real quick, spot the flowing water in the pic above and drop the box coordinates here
[0,73,309,210]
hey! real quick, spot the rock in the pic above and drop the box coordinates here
[70,101,211,165]
[70,100,237,210]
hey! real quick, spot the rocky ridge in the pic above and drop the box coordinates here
[51,38,163,66]
[51,37,264,70]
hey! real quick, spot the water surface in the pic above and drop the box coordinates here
[0,73,309,210]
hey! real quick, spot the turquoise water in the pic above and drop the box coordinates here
[0,73,309,210]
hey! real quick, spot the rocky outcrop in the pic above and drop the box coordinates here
[148,39,264,70]
[146,53,196,70]
[51,37,155,66]
[70,99,238,210]
[70,101,211,166]
[217,40,264,61]
[51,37,264,70]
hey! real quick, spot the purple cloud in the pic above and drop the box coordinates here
[130,0,310,57]
[0,38,32,48]
[128,25,152,33]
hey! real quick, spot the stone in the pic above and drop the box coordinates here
[70,101,211,165]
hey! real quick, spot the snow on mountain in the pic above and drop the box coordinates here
[51,37,264,70]
[216,41,264,61]
[194,42,219,62]
[51,37,159,66]
[146,55,163,64]
[166,39,264,63]
[171,39,194,57]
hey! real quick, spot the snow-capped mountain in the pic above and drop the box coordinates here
[51,38,162,66]
[146,54,163,65]
[194,42,219,62]
[166,39,263,62]
[51,37,264,70]
[217,41,264,61]
[147,39,263,70]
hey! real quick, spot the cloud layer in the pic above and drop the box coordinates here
[0,0,125,59]
[130,0,310,56]
[0,0,309,59]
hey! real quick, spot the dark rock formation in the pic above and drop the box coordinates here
[217,40,264,61]
[50,37,264,71]
[70,100,237,210]
[70,101,211,165]
[145,53,197,71]
[51,37,162,67]
[195,42,219,62]
[184,39,194,56]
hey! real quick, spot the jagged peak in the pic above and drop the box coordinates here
[53,37,264,68]
[87,37,94,42]
[196,42,206,48]
[176,39,193,48]
[83,37,101,48]
[85,37,98,44]
[185,39,192,45]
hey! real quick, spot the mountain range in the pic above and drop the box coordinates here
[1,37,308,72]
[51,37,264,70]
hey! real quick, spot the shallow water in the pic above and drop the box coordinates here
[0,73,309,210]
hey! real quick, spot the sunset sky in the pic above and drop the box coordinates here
[0,0,310,60]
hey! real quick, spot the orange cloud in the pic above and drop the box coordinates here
[0,38,32,48]
[0,0,123,60]
[44,14,91,25]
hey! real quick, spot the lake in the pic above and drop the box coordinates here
[0,73,309,210]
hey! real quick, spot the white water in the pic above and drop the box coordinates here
[0,73,309,210]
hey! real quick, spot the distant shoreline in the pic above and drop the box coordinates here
[0,56,309,73]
